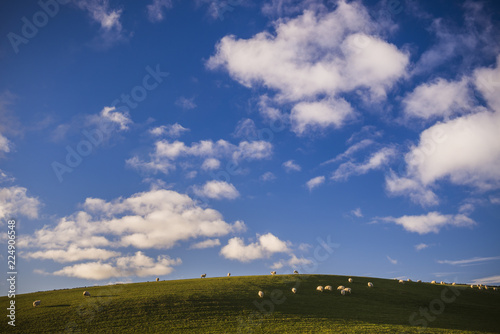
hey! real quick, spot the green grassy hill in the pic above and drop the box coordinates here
[2,274,499,333]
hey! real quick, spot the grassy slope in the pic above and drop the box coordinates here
[1,274,499,333]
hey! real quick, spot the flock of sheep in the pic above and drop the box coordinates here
[258,276,373,298]
[31,273,498,307]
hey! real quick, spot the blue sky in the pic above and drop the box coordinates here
[1,0,500,294]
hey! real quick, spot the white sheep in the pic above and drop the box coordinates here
[417,280,422,283]
[33,300,41,307]
[337,285,345,290]
[227,273,231,277]
[470,285,474,288]
[293,270,299,274]
[407,279,412,282]
[340,289,346,296]
[367,282,373,288]
[83,291,90,297]
[270,271,276,275]
[201,274,206,278]
[431,280,436,284]
[316,286,324,292]
[291,288,297,294]
[398,280,404,284]
[485,286,488,290]
[348,278,353,283]
[258,291,264,298]
[478,286,483,290]
[324,285,332,291]
[343,287,351,294]
[452,282,456,285]
[156,277,159,282]
[440,281,445,285]
[493,287,497,291]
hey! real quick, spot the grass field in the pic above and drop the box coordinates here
[1,274,499,333]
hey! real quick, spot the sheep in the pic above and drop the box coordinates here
[83,291,90,297]
[258,291,264,298]
[227,273,231,277]
[324,285,332,291]
[493,287,497,291]
[156,277,159,282]
[337,285,345,290]
[201,274,206,278]
[407,279,412,282]
[398,280,404,284]
[478,286,483,290]
[340,289,346,296]
[316,286,324,292]
[344,287,351,294]
[452,282,456,285]
[293,270,299,274]
[440,281,445,285]
[417,280,422,283]
[270,271,276,275]
[33,300,41,307]
[348,278,353,283]
[485,286,488,290]
[367,282,373,288]
[470,285,474,288]
[431,280,436,284]
[291,288,297,294]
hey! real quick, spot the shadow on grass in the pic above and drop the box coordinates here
[92,295,119,298]
[46,304,71,308]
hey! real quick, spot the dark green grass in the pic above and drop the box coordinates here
[1,275,499,333]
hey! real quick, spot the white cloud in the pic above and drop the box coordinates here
[437,256,500,266]
[282,160,301,172]
[233,118,258,139]
[474,54,500,113]
[193,180,240,200]
[233,141,273,161]
[175,96,197,110]
[260,171,276,181]
[201,158,221,171]
[220,233,291,262]
[272,254,312,270]
[88,106,132,131]
[22,189,246,250]
[387,255,398,265]
[207,3,409,134]
[125,156,175,175]
[0,186,41,220]
[0,170,14,183]
[383,212,476,234]
[149,123,189,138]
[24,246,120,263]
[322,139,375,165]
[0,132,10,153]
[189,238,221,249]
[490,196,500,205]
[147,0,173,22]
[306,176,325,191]
[415,243,429,251]
[470,275,500,285]
[351,207,363,218]
[403,77,472,120]
[385,170,439,207]
[53,251,181,280]
[332,147,395,181]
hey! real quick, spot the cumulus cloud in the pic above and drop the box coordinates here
[88,106,132,131]
[149,123,189,138]
[272,254,312,269]
[385,170,439,207]
[201,158,221,170]
[382,212,476,234]
[0,186,41,221]
[282,160,301,172]
[147,0,173,22]
[189,238,221,249]
[260,171,276,181]
[207,2,409,135]
[332,147,395,181]
[220,233,291,262]
[22,189,246,250]
[403,77,472,120]
[53,251,181,280]
[24,246,120,263]
[193,180,240,200]
[0,132,10,153]
[306,176,325,191]
[415,243,429,251]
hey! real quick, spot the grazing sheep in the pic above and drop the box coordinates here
[340,289,346,296]
[258,291,264,298]
[485,286,488,290]
[83,291,90,297]
[316,286,324,292]
[470,285,474,288]
[293,270,299,274]
[452,282,456,285]
[337,285,345,290]
[417,280,422,283]
[156,277,159,282]
[398,280,404,284]
[270,271,276,275]
[478,286,483,290]
[344,287,351,294]
[407,279,412,282]
[440,281,445,285]
[348,278,353,283]
[493,287,497,291]
[367,282,373,288]
[201,274,206,278]
[324,285,332,291]
[431,280,436,284]
[227,273,231,277]
[291,288,297,294]
[33,300,41,307]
